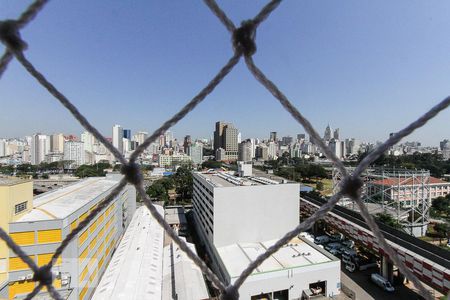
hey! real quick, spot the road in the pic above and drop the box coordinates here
[340,262,443,299]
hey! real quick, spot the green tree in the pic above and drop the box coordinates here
[375,212,403,230]
[174,167,193,201]
[316,181,324,191]
[146,181,169,203]
[434,223,449,245]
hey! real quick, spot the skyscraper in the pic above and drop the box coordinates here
[64,140,85,168]
[184,135,192,155]
[214,121,238,161]
[123,129,131,140]
[50,133,64,153]
[333,128,340,140]
[81,131,96,153]
[31,134,49,165]
[238,139,253,162]
[269,131,277,142]
[324,124,332,141]
[112,125,123,155]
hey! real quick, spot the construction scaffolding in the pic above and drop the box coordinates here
[333,167,431,237]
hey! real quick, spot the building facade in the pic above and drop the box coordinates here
[0,176,136,300]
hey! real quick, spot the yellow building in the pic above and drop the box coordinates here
[0,177,33,286]
[0,175,135,300]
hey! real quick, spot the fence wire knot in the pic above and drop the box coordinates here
[33,265,53,286]
[121,162,142,185]
[220,285,239,300]
[233,20,256,56]
[340,175,363,199]
[0,20,27,52]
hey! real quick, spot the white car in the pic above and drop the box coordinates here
[370,273,395,292]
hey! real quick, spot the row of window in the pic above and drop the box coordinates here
[79,233,116,300]
[10,229,62,247]
[14,202,27,215]
[9,253,62,271]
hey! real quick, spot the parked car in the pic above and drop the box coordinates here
[314,235,330,245]
[342,239,355,249]
[329,233,344,242]
[324,242,343,255]
[370,273,395,292]
[342,248,358,264]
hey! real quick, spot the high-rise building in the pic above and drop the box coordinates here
[123,129,131,140]
[281,136,293,146]
[269,131,277,142]
[31,134,49,165]
[214,122,238,161]
[297,133,306,141]
[81,131,96,153]
[112,125,123,155]
[183,135,192,155]
[64,141,85,168]
[132,131,148,146]
[51,133,65,153]
[267,141,277,160]
[164,131,173,147]
[333,128,340,140]
[238,140,253,162]
[0,139,5,157]
[255,144,268,161]
[324,124,332,141]
[189,142,203,165]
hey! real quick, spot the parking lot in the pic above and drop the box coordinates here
[302,231,443,299]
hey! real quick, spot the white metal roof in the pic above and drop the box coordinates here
[217,237,334,278]
[162,239,209,300]
[92,205,165,300]
[17,177,119,222]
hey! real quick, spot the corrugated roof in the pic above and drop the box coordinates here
[92,205,165,300]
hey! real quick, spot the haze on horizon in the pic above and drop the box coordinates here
[1,1,449,146]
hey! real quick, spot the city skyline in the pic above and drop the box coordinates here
[1,1,449,145]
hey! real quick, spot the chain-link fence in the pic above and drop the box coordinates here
[1,1,449,299]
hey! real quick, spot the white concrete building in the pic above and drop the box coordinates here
[192,171,340,299]
[81,131,96,153]
[64,141,85,168]
[192,171,299,248]
[51,133,65,153]
[112,125,123,155]
[31,134,49,165]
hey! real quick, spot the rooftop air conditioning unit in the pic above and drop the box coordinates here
[26,274,33,280]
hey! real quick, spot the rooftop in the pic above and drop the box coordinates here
[92,205,165,300]
[0,176,31,186]
[16,177,121,222]
[217,237,336,279]
[196,171,283,188]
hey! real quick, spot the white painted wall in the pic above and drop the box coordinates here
[231,260,341,299]
[213,183,299,247]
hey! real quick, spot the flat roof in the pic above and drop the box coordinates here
[0,176,31,186]
[164,207,187,225]
[92,205,165,300]
[217,237,335,279]
[16,177,120,222]
[196,171,285,188]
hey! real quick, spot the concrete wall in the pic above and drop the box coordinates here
[213,183,299,247]
[232,260,341,299]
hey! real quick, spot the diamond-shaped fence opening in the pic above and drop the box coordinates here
[0,1,449,299]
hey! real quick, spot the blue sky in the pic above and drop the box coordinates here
[1,0,449,145]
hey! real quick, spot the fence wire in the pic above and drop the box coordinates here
[0,1,449,299]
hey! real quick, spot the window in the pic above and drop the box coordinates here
[14,201,27,214]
